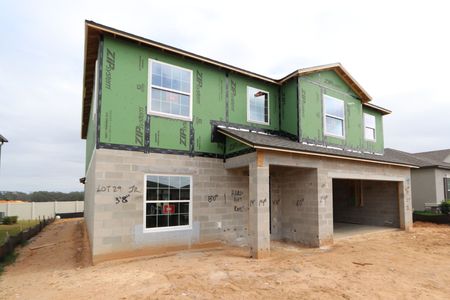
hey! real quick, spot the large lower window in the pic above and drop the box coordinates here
[148,60,192,120]
[324,95,345,138]
[247,86,269,124]
[145,175,192,231]
[364,113,376,141]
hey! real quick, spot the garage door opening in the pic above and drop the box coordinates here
[332,179,400,239]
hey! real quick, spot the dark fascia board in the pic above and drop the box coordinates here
[81,20,391,138]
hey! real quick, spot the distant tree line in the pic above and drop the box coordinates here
[0,191,83,202]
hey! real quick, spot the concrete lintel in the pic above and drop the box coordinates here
[224,152,257,169]
[327,172,405,182]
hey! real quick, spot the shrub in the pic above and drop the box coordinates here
[2,216,18,225]
[440,200,450,215]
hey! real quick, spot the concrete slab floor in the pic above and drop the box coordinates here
[333,222,398,240]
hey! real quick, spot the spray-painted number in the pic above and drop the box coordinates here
[115,194,130,204]
[97,185,122,193]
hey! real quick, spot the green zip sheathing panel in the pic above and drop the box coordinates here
[225,136,250,156]
[362,106,384,153]
[304,70,357,97]
[228,72,279,129]
[100,37,148,147]
[299,70,382,153]
[85,93,96,172]
[280,78,298,137]
[99,35,279,155]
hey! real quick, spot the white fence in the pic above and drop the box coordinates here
[0,201,84,220]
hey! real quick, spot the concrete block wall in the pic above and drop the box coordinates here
[333,179,400,227]
[84,150,97,249]
[248,159,270,258]
[270,167,320,246]
[87,148,413,261]
[87,149,249,261]
[269,174,282,239]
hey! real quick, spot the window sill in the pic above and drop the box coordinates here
[148,111,192,122]
[247,119,270,126]
[143,225,192,233]
[324,132,346,140]
[365,138,376,142]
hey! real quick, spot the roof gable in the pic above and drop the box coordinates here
[280,63,372,103]
[301,69,358,98]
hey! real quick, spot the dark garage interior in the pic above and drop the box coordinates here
[332,179,400,237]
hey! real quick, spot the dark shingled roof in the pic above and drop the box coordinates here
[385,148,450,170]
[415,149,450,164]
[219,127,417,168]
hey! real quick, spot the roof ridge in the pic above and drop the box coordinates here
[414,149,450,155]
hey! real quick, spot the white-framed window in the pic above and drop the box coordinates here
[323,94,345,138]
[247,86,269,125]
[144,174,192,232]
[148,60,193,121]
[364,113,376,141]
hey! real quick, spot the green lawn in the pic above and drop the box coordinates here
[0,220,40,246]
[414,210,445,216]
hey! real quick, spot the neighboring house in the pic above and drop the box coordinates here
[385,148,450,210]
[81,21,415,263]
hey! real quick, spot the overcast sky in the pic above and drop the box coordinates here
[1,0,449,192]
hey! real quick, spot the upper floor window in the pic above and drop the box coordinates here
[247,86,269,125]
[323,95,345,138]
[364,113,376,141]
[144,174,192,232]
[148,60,192,120]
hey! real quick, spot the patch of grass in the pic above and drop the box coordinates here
[0,251,18,275]
[0,220,40,246]
[414,210,445,216]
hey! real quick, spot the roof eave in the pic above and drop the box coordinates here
[363,102,391,115]
[218,129,417,169]
[81,23,89,139]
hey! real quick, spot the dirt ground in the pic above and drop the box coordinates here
[1,219,450,299]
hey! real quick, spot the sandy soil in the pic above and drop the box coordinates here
[1,219,450,299]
